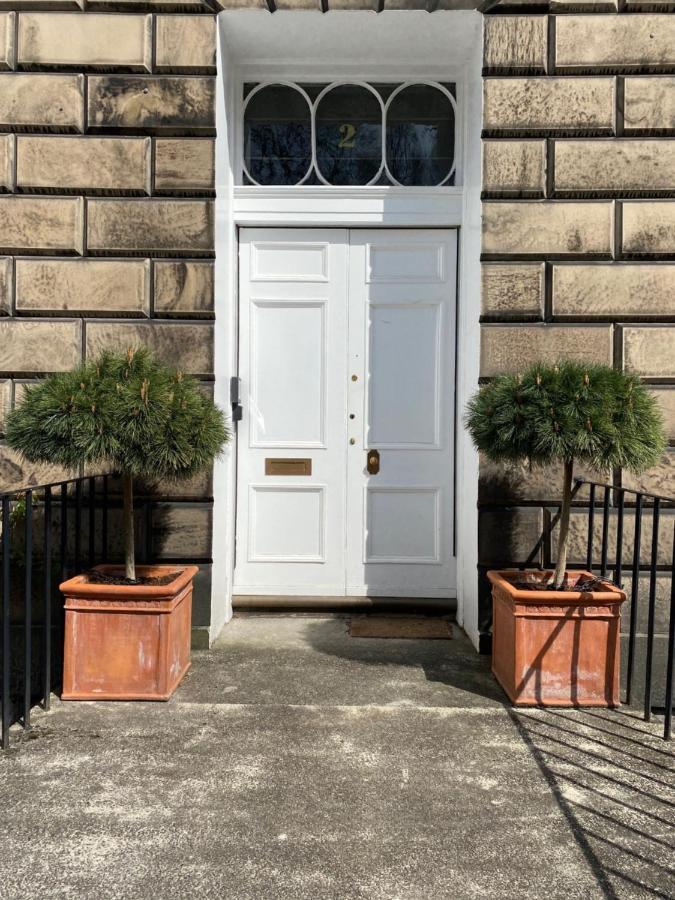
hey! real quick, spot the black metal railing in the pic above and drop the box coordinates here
[1,474,112,750]
[529,478,675,741]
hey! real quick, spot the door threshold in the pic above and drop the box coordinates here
[232,594,456,612]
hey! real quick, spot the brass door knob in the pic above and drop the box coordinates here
[367,449,380,475]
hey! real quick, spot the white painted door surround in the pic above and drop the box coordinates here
[234,227,457,598]
[212,9,483,645]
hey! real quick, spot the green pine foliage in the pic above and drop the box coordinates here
[6,347,229,479]
[466,361,666,589]
[466,362,665,474]
[5,347,229,579]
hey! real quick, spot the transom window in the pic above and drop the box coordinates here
[243,81,457,188]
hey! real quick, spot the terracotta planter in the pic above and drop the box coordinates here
[60,564,198,701]
[488,570,626,708]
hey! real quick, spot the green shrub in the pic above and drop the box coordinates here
[6,347,229,580]
[466,361,666,589]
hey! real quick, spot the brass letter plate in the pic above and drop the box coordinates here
[265,458,312,476]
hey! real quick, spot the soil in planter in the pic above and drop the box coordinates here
[83,570,181,587]
[510,573,620,593]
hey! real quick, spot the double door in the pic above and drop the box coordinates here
[234,228,457,598]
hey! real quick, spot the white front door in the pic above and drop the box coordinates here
[234,228,457,598]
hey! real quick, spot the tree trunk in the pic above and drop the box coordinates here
[551,458,574,590]
[122,471,135,581]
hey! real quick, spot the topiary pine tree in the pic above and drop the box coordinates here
[466,361,666,590]
[5,347,229,582]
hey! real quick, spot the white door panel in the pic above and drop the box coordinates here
[234,228,348,594]
[346,230,457,596]
[235,227,456,599]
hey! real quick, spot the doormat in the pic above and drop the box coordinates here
[348,617,453,640]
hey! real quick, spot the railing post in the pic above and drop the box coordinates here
[586,483,596,571]
[2,496,10,750]
[60,482,68,584]
[626,493,643,707]
[23,490,32,729]
[88,476,95,570]
[43,487,52,712]
[664,526,675,741]
[615,488,625,587]
[644,497,661,722]
[102,475,109,564]
[74,479,82,575]
[600,485,610,579]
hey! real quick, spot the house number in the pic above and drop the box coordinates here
[338,124,357,148]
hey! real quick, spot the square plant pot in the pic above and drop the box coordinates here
[488,570,626,707]
[60,564,198,701]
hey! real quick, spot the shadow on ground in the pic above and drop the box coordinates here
[511,706,675,900]
[1,614,673,900]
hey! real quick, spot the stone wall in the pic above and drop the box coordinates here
[0,2,219,644]
[480,5,675,691]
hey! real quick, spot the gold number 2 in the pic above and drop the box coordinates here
[338,123,357,149]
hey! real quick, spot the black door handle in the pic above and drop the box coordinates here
[230,376,243,422]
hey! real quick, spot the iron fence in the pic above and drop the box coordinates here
[527,478,675,740]
[0,474,112,750]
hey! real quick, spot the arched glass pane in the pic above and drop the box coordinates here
[386,85,454,186]
[315,85,382,186]
[244,84,312,186]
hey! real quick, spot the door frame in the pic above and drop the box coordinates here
[212,11,483,647]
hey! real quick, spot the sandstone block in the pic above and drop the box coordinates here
[0,379,9,435]
[15,258,150,315]
[85,322,213,377]
[483,16,547,72]
[17,13,151,70]
[483,77,615,134]
[87,199,213,255]
[155,15,216,72]
[479,507,544,565]
[0,73,84,132]
[0,320,81,375]
[552,263,675,317]
[622,326,675,378]
[482,201,613,256]
[620,573,672,635]
[0,256,10,315]
[482,140,545,195]
[624,77,675,133]
[481,324,613,376]
[623,451,675,499]
[553,508,674,567]
[154,138,214,191]
[551,0,618,10]
[0,443,75,494]
[556,15,675,71]
[107,469,212,500]
[153,260,214,315]
[622,202,675,255]
[554,140,675,194]
[0,12,14,70]
[481,263,544,317]
[649,387,675,443]
[324,0,378,7]
[0,196,83,254]
[151,503,212,559]
[88,0,212,7]
[16,136,150,193]
[0,134,13,191]
[0,0,83,7]
[479,456,602,504]
[88,76,215,132]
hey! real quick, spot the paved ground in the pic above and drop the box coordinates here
[1,615,673,900]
